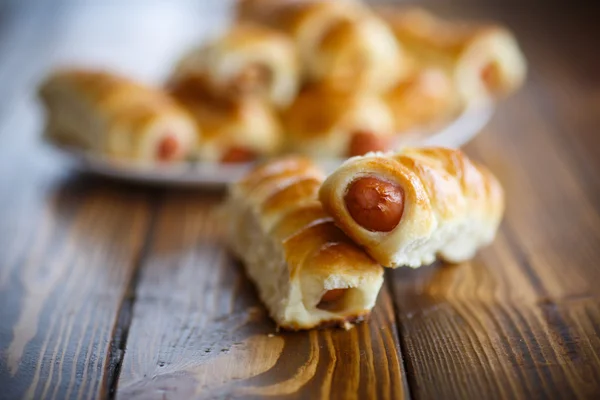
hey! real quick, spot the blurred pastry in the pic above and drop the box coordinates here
[379,7,526,104]
[384,67,458,133]
[227,156,384,330]
[39,69,197,164]
[282,85,395,158]
[236,0,366,55]
[170,23,300,109]
[172,86,282,163]
[306,15,407,92]
[237,0,393,85]
[319,147,505,268]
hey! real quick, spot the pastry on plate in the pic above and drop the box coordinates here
[384,67,458,133]
[236,0,366,49]
[172,87,282,163]
[319,147,504,268]
[237,1,363,69]
[282,85,395,158]
[39,69,197,164]
[170,23,300,109]
[307,15,408,92]
[227,156,384,330]
[379,7,526,104]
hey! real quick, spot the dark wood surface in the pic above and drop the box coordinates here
[0,1,599,399]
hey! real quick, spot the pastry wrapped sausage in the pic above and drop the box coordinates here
[282,85,395,158]
[384,67,458,133]
[236,0,365,62]
[238,0,405,92]
[319,147,504,268]
[379,7,526,104]
[39,70,197,164]
[227,157,384,330]
[308,15,408,92]
[172,89,282,163]
[170,23,300,109]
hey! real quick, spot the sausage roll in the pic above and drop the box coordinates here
[282,85,395,158]
[319,147,504,268]
[172,89,282,163]
[384,67,459,133]
[308,15,408,93]
[236,0,367,72]
[379,7,527,104]
[39,70,197,164]
[170,23,300,109]
[227,157,384,330]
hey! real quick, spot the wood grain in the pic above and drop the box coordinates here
[0,2,163,399]
[1,1,600,399]
[0,12,158,391]
[388,3,600,399]
[116,191,409,400]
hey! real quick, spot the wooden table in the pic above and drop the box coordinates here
[1,1,599,399]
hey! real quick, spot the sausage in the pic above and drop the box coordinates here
[156,135,179,161]
[320,288,347,303]
[344,176,404,232]
[317,288,348,310]
[221,146,257,163]
[481,62,501,93]
[348,131,391,157]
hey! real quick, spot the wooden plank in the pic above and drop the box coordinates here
[117,191,409,400]
[389,4,600,400]
[0,2,156,399]
[0,172,154,399]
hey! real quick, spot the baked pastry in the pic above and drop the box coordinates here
[39,69,197,163]
[172,88,282,163]
[308,15,408,92]
[237,2,364,69]
[378,7,526,104]
[238,0,406,92]
[319,147,504,268]
[170,23,300,109]
[227,156,384,330]
[384,67,458,133]
[236,0,365,49]
[282,85,395,158]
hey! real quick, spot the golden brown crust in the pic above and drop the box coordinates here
[269,201,332,240]
[377,7,526,102]
[282,85,394,157]
[289,222,381,278]
[235,0,298,26]
[261,177,322,217]
[170,23,299,109]
[240,161,325,208]
[171,91,282,162]
[237,156,317,192]
[39,69,197,163]
[228,156,384,330]
[237,0,365,36]
[42,69,178,116]
[237,0,407,93]
[233,158,377,271]
[236,0,370,82]
[307,14,407,92]
[384,67,459,132]
[319,147,505,268]
[400,147,489,203]
[377,7,489,56]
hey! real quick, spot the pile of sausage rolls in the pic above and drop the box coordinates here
[227,147,505,330]
[39,0,526,165]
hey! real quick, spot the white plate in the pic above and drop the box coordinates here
[48,104,494,187]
